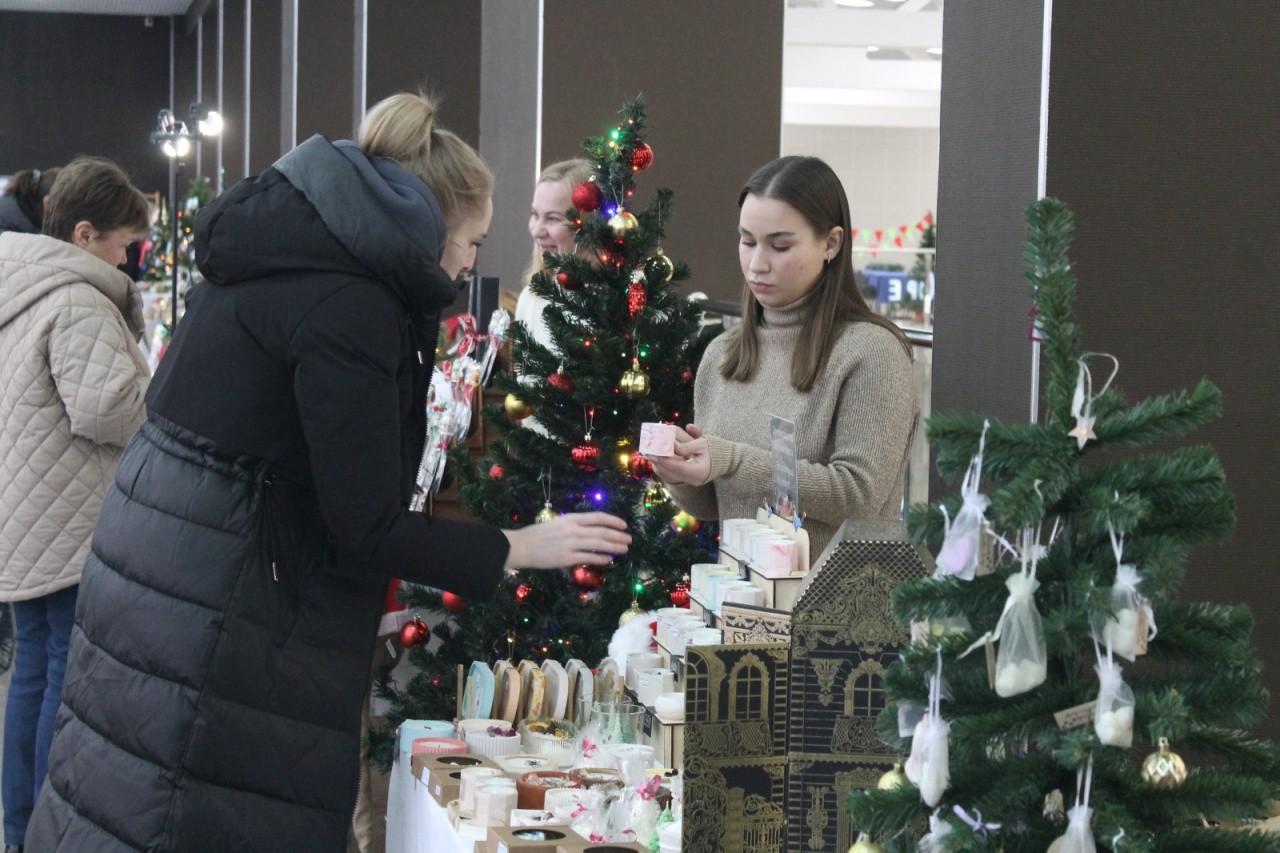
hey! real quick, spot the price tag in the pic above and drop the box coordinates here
[1054,701,1098,730]
[985,639,997,689]
[1135,607,1150,656]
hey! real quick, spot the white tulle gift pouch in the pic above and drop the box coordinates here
[1092,520,1157,661]
[904,652,950,807]
[962,528,1048,697]
[1093,631,1135,748]
[935,420,991,580]
[1049,760,1097,853]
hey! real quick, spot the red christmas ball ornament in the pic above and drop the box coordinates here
[627,280,647,320]
[555,270,582,291]
[572,564,605,592]
[670,582,691,609]
[630,143,654,172]
[489,464,505,479]
[441,591,466,614]
[571,436,600,471]
[548,367,575,394]
[629,454,654,478]
[515,582,533,604]
[399,615,430,648]
[572,180,602,213]
[679,366,695,387]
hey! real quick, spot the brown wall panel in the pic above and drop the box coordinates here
[931,0,1044,435]
[219,0,247,187]
[248,0,282,172]
[298,0,355,142]
[1045,0,1280,737]
[366,0,481,147]
[0,12,170,194]
[541,0,784,303]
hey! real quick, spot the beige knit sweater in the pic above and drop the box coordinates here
[666,298,918,564]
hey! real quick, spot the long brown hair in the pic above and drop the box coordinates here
[721,156,911,392]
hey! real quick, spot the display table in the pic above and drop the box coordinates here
[386,752,474,853]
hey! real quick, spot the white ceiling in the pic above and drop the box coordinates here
[784,0,943,128]
[0,0,188,13]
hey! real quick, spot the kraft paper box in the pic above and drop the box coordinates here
[415,753,500,805]
[485,824,584,853]
[638,422,678,457]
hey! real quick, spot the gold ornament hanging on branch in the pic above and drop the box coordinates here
[504,393,532,420]
[1141,737,1187,790]
[609,211,639,236]
[875,762,908,791]
[620,360,651,399]
[535,502,557,524]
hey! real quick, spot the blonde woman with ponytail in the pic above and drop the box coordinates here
[29,92,630,851]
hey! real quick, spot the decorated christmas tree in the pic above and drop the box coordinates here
[847,198,1280,851]
[371,97,716,761]
[141,174,213,293]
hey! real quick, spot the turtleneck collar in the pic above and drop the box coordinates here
[760,291,814,329]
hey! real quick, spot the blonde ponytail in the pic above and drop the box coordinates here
[358,91,492,227]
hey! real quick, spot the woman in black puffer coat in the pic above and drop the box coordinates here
[26,94,630,853]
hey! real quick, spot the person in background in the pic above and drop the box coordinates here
[0,168,61,236]
[650,155,918,563]
[514,158,594,353]
[0,157,150,853]
[27,93,629,852]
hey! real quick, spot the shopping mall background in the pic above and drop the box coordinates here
[1,0,1276,740]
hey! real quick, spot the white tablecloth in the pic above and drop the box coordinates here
[385,751,474,853]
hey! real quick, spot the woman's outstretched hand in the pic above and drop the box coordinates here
[502,512,631,570]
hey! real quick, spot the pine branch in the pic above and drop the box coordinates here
[1096,379,1224,447]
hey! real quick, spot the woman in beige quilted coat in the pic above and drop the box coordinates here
[0,157,150,851]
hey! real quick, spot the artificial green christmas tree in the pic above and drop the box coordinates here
[372,98,716,763]
[848,198,1280,851]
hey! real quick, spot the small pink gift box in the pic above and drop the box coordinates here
[639,422,679,457]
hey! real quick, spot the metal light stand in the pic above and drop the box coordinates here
[150,104,221,336]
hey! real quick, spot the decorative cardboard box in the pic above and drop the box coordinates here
[485,825,583,853]
[415,753,500,806]
[783,519,930,853]
[680,519,929,853]
[719,602,792,645]
[681,642,790,853]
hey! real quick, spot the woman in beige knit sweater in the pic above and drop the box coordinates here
[652,156,918,564]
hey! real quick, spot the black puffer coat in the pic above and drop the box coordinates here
[27,136,509,851]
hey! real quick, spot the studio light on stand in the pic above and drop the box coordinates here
[150,103,221,335]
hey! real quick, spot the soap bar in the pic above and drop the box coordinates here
[639,422,679,457]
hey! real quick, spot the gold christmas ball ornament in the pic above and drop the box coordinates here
[1141,737,1187,790]
[620,366,651,399]
[848,834,884,853]
[618,600,645,627]
[670,509,700,536]
[645,249,675,284]
[643,480,670,510]
[535,502,558,524]
[504,393,532,420]
[608,211,639,237]
[875,763,908,791]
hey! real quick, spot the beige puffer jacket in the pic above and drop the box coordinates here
[0,232,149,602]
